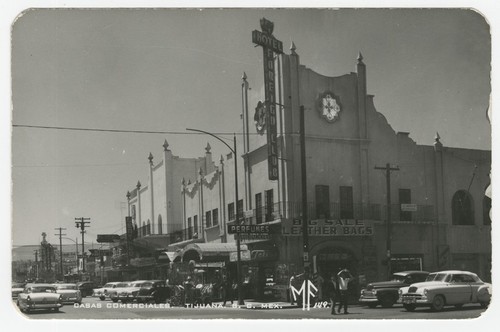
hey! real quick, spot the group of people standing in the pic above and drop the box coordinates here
[290,268,354,315]
[327,268,353,315]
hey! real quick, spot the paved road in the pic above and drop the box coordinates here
[16,297,488,320]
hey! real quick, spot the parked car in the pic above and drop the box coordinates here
[136,280,172,304]
[359,270,429,308]
[53,283,82,304]
[16,284,63,313]
[77,281,98,297]
[110,281,149,303]
[107,282,132,302]
[92,282,121,300]
[12,282,26,299]
[398,270,492,312]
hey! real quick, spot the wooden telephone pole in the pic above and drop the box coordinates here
[374,163,399,277]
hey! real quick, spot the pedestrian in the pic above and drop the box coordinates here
[316,273,325,301]
[289,275,296,305]
[337,268,353,314]
[221,276,233,306]
[183,276,195,305]
[327,274,338,315]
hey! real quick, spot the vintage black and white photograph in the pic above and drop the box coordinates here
[5,2,496,326]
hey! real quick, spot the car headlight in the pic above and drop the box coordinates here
[398,289,403,295]
[372,289,377,295]
[423,289,428,296]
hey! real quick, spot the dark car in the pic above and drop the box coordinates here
[136,280,171,304]
[359,270,429,308]
[77,281,99,298]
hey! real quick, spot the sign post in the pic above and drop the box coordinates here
[252,18,283,180]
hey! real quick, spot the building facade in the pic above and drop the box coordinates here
[125,29,491,301]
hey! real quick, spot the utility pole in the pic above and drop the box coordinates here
[75,217,91,273]
[374,163,399,278]
[300,106,310,305]
[33,250,39,280]
[54,227,66,280]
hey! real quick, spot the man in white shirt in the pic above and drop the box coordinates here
[337,268,353,314]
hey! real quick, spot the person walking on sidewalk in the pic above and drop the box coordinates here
[221,276,233,306]
[289,275,296,305]
[327,274,339,315]
[337,268,353,314]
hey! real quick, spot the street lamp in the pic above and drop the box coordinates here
[186,128,245,305]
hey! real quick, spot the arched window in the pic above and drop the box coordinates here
[483,196,492,226]
[158,215,163,234]
[451,190,474,225]
[142,221,146,236]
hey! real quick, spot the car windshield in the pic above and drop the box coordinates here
[116,283,130,288]
[390,274,406,282]
[132,282,146,287]
[31,286,56,293]
[12,283,24,288]
[425,273,447,282]
[103,283,116,288]
[56,285,77,290]
[141,282,154,288]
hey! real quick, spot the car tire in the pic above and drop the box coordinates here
[480,302,489,308]
[99,296,106,301]
[112,299,118,303]
[431,295,445,312]
[403,304,416,312]
[53,308,59,312]
[367,303,378,309]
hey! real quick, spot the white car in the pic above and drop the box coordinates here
[92,282,121,300]
[110,280,149,303]
[16,284,63,313]
[398,270,492,312]
[54,283,82,304]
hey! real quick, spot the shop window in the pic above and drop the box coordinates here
[212,209,219,226]
[340,186,353,219]
[483,196,491,225]
[228,202,235,221]
[193,215,199,238]
[187,217,193,239]
[452,190,474,225]
[158,215,163,234]
[256,193,263,224]
[315,185,330,219]
[265,189,274,222]
[205,211,212,228]
[399,189,412,221]
[237,199,244,220]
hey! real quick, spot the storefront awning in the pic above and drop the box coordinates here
[182,243,248,261]
[159,251,181,262]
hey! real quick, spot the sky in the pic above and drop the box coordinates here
[7,7,492,248]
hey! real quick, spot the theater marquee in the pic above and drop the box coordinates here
[282,219,375,236]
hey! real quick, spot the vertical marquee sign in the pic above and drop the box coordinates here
[252,18,283,180]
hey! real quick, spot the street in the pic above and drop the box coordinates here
[16,296,488,320]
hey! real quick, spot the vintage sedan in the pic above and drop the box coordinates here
[92,282,121,300]
[359,270,429,308]
[12,282,25,299]
[398,270,492,312]
[54,283,82,304]
[16,284,63,313]
[136,280,172,304]
[77,281,98,297]
[110,280,149,303]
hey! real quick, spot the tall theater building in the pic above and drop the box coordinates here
[123,20,491,300]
